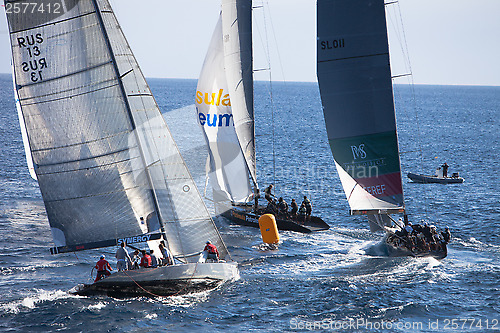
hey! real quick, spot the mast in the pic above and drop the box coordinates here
[90,0,166,237]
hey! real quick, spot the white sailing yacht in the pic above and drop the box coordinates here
[316,0,448,258]
[5,0,238,296]
[195,0,329,233]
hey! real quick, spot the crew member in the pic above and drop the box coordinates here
[302,196,312,218]
[404,222,414,235]
[131,250,141,269]
[115,242,132,271]
[149,249,158,268]
[94,255,113,282]
[298,203,307,223]
[159,242,173,266]
[204,240,219,262]
[140,250,152,268]
[441,226,451,244]
[441,163,449,177]
[290,199,298,217]
[264,184,274,203]
[277,197,288,216]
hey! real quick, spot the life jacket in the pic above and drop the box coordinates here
[95,259,110,272]
[141,254,152,267]
[205,243,218,254]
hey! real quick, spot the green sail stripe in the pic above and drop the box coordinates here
[329,131,400,179]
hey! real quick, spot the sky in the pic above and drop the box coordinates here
[1,0,500,85]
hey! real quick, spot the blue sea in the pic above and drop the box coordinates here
[0,73,499,332]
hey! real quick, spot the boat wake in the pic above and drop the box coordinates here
[363,240,391,257]
[0,289,80,314]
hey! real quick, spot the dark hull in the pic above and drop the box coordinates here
[222,206,330,233]
[385,235,448,260]
[408,172,464,184]
[72,262,239,297]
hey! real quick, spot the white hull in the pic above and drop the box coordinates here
[73,262,239,297]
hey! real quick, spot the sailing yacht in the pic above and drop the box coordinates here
[316,0,448,259]
[195,0,329,233]
[5,0,238,296]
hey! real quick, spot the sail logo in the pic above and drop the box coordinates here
[196,88,231,107]
[196,88,233,127]
[351,144,367,160]
[198,112,233,127]
[117,234,152,245]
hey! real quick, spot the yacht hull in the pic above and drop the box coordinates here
[73,262,239,297]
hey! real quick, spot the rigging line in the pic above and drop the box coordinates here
[264,0,287,83]
[389,2,428,220]
[260,1,276,188]
[393,3,428,220]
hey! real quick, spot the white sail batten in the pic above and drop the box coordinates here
[221,0,257,186]
[6,0,229,261]
[196,16,253,204]
[317,0,405,214]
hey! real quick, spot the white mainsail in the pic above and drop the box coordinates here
[221,0,256,186]
[196,16,253,204]
[317,0,405,216]
[6,0,229,262]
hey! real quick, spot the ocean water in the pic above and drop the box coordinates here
[0,73,499,332]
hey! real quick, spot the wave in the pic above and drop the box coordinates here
[0,289,80,314]
[454,236,500,252]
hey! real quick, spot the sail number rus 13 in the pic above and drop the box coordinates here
[17,33,47,83]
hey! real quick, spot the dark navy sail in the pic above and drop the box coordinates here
[317,0,405,215]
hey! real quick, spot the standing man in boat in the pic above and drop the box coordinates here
[94,255,113,282]
[204,240,219,262]
[441,227,451,244]
[290,199,298,218]
[302,196,312,220]
[264,184,275,203]
[149,250,158,268]
[159,242,173,266]
[115,242,132,271]
[441,163,449,177]
[298,203,307,223]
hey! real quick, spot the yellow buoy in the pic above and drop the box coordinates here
[259,214,279,244]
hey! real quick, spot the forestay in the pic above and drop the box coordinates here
[6,0,229,262]
[195,16,253,204]
[317,0,405,215]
